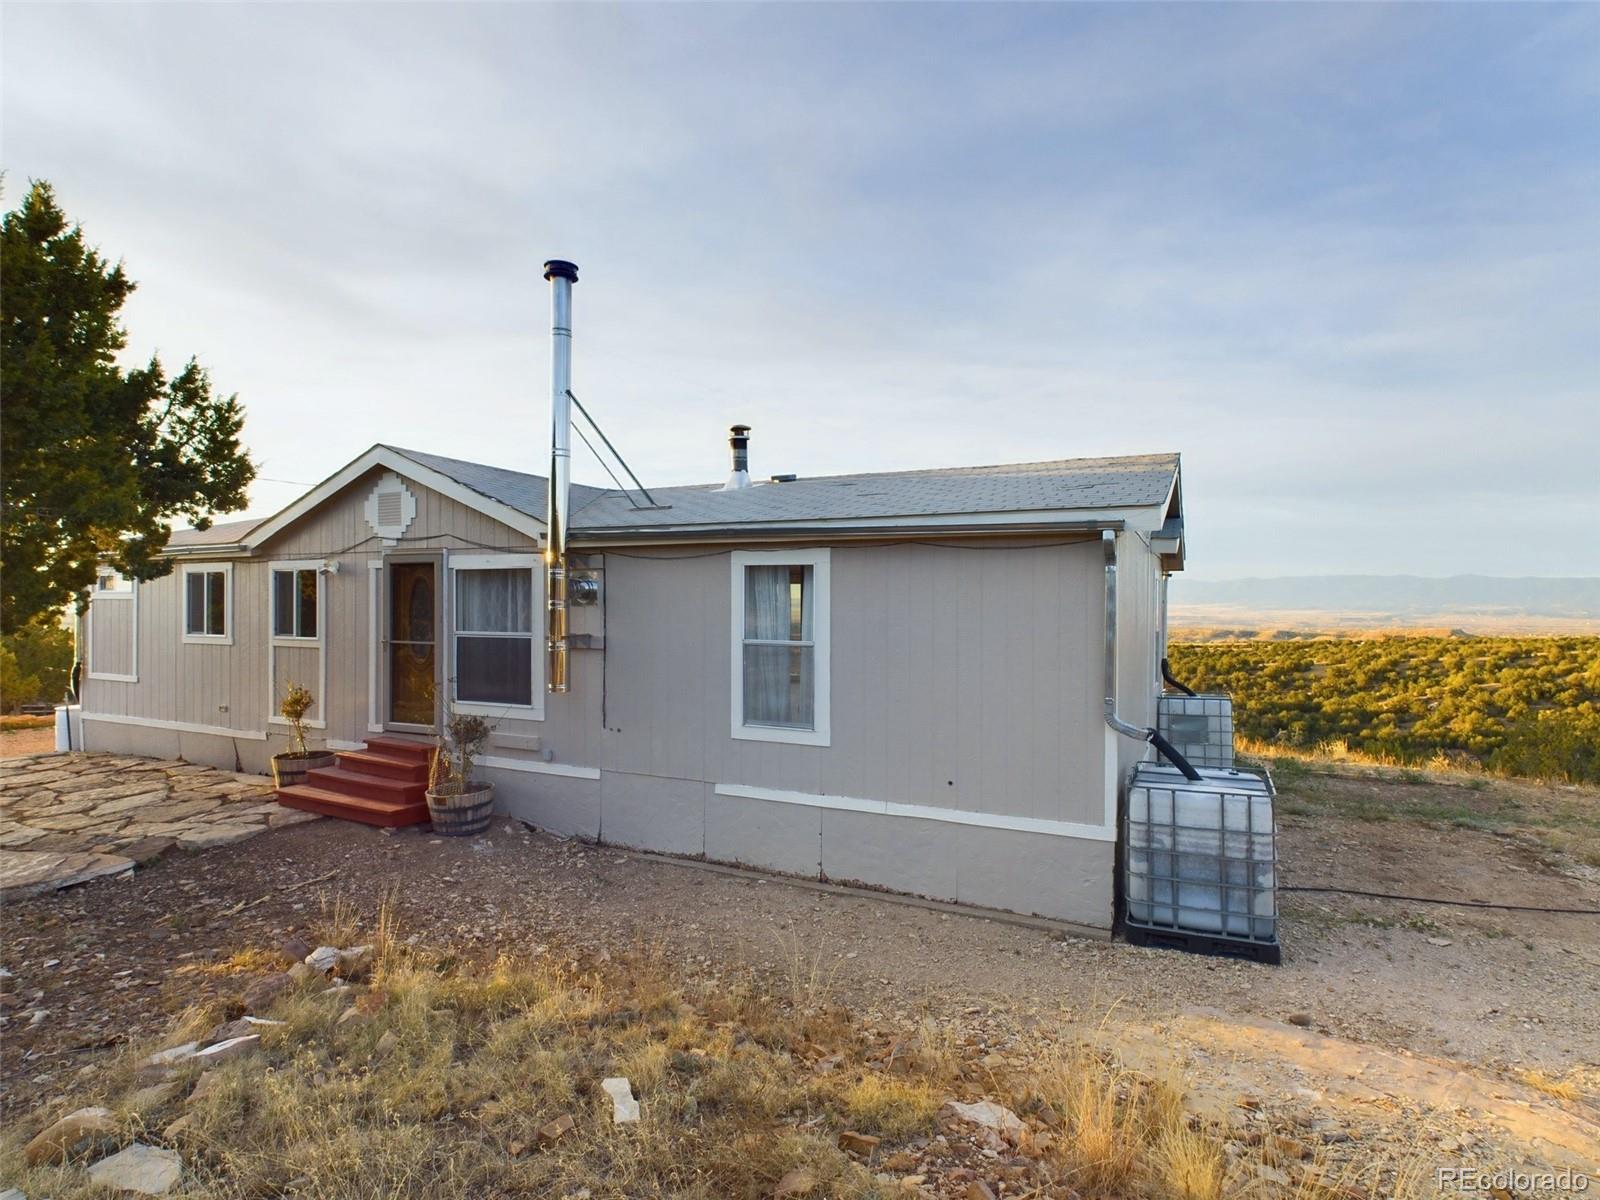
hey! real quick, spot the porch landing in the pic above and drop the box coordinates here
[274,737,434,828]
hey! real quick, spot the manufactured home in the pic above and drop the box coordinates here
[74,261,1204,936]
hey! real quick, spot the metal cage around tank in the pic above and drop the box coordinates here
[1123,762,1280,964]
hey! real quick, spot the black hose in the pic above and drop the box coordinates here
[1148,730,1203,781]
[1161,657,1196,697]
[1280,885,1597,915]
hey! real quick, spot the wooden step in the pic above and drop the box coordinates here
[275,784,429,828]
[364,736,436,764]
[307,766,426,804]
[335,749,430,782]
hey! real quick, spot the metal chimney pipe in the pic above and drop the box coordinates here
[721,424,752,490]
[543,259,578,695]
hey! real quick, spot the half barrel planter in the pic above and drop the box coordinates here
[425,782,495,837]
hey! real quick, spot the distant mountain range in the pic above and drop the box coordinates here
[1173,576,1600,616]
[1169,576,1600,635]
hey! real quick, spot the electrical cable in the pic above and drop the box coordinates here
[1279,884,1597,915]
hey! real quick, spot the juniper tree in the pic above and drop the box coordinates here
[1,180,255,632]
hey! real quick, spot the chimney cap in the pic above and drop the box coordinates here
[543,260,579,282]
[730,424,751,436]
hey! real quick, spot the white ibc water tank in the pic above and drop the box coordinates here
[1125,763,1278,954]
[1156,694,1235,769]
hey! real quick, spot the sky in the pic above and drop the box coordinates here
[3,3,1597,580]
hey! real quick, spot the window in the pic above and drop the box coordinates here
[181,564,232,643]
[272,568,319,639]
[452,556,540,712]
[731,549,830,746]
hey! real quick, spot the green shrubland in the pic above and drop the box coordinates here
[1168,636,1600,784]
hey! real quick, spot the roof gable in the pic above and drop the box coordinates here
[229,446,547,553]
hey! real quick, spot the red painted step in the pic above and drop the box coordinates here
[275,736,436,829]
[334,749,429,782]
[275,784,428,828]
[306,765,426,804]
[365,736,436,763]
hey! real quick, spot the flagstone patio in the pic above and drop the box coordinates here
[0,752,319,899]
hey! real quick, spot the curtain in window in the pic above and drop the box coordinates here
[457,569,532,632]
[455,568,534,705]
[743,565,813,728]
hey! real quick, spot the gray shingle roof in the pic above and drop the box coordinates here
[385,446,609,517]
[169,448,1178,549]
[393,447,1178,533]
[166,516,263,548]
[571,453,1179,532]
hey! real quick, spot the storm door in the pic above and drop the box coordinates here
[384,559,440,730]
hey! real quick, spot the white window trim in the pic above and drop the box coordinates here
[447,553,545,720]
[268,560,327,731]
[180,562,234,645]
[270,561,322,642]
[730,547,831,747]
[86,582,138,683]
[94,571,133,594]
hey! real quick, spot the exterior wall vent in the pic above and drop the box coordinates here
[364,472,417,543]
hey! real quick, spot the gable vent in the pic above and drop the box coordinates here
[364,472,417,543]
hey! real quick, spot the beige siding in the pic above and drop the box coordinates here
[270,643,323,725]
[87,595,135,679]
[599,537,1108,827]
[88,466,1160,839]
[84,471,565,753]
[85,565,270,734]
[1113,529,1164,779]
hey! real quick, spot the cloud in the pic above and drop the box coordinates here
[4,3,1595,577]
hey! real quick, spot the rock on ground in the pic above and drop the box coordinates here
[24,1104,115,1165]
[601,1076,639,1123]
[87,1142,182,1195]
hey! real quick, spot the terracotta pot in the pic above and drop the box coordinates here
[272,749,336,789]
[426,781,495,837]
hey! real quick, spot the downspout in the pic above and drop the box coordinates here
[544,259,578,695]
[1102,530,1202,781]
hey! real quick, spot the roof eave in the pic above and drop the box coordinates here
[572,513,1128,547]
[159,542,253,559]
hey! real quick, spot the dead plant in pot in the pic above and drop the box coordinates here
[426,709,496,836]
[270,682,336,788]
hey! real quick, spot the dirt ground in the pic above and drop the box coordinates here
[0,725,55,758]
[3,761,1597,1183]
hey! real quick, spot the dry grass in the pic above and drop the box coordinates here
[1517,1069,1581,1102]
[1,906,1432,1199]
[1236,735,1482,779]
[1242,738,1600,867]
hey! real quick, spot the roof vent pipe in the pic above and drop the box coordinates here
[543,258,578,695]
[721,424,752,490]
